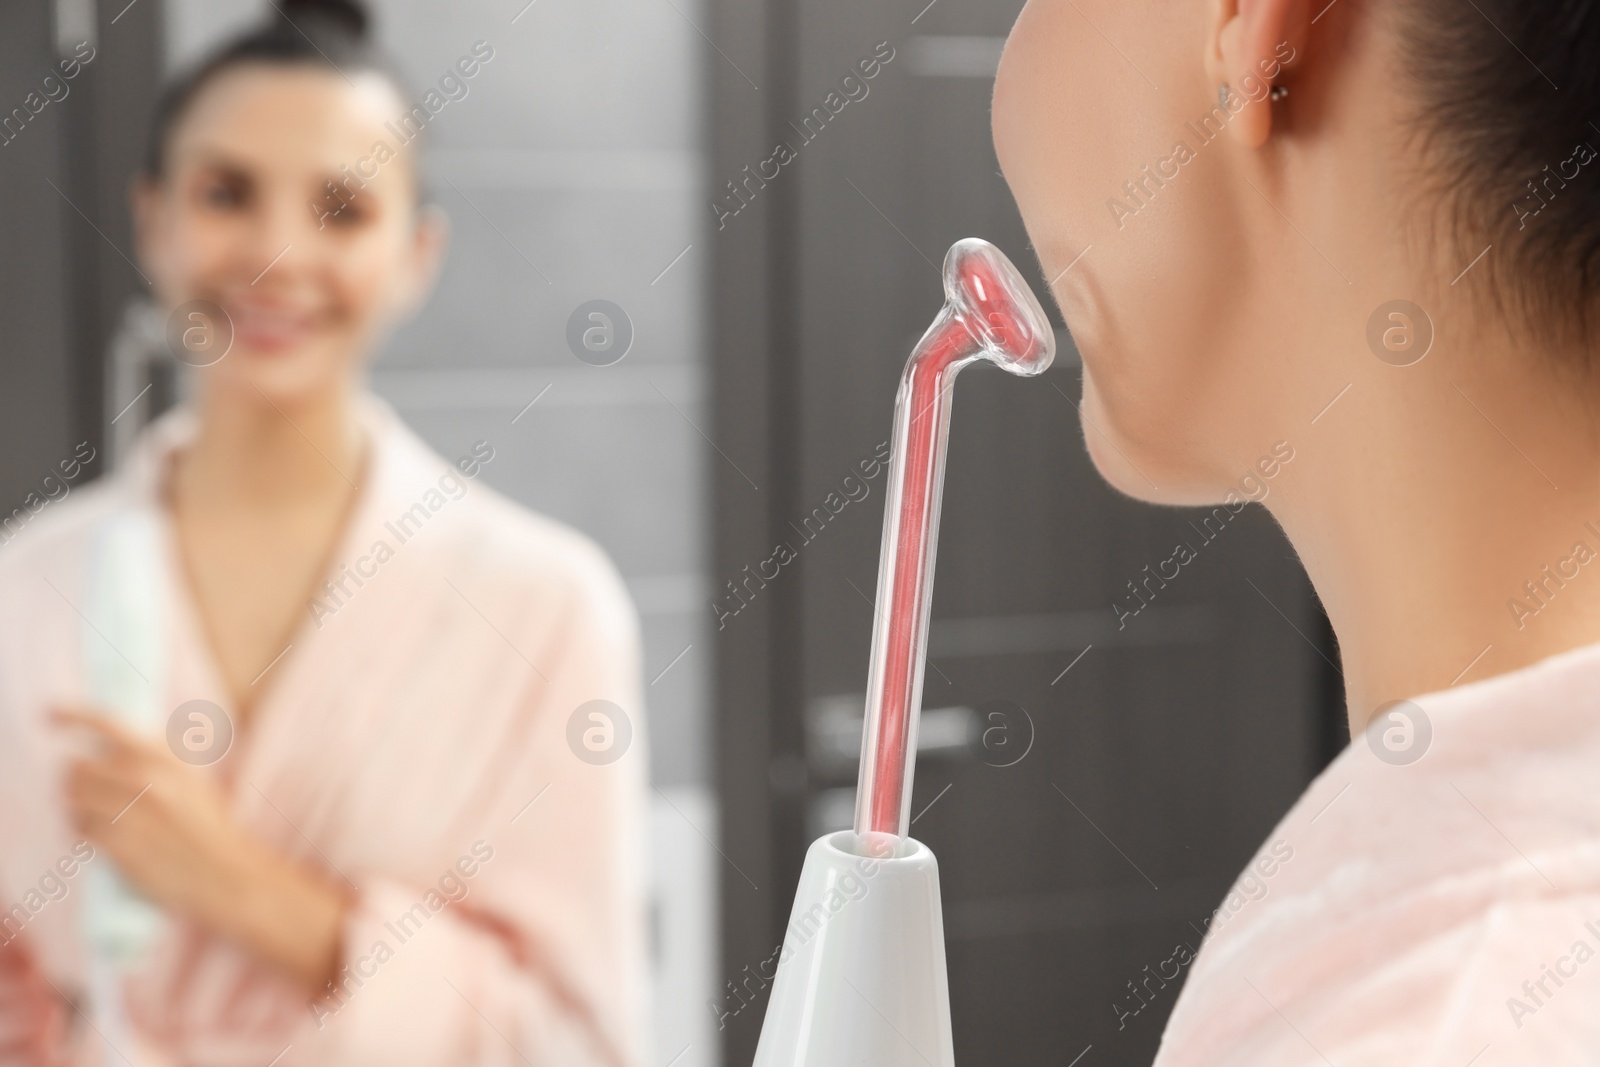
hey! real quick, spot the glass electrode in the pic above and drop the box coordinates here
[854,238,1056,845]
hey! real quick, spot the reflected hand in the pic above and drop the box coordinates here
[56,707,245,920]
[54,707,347,993]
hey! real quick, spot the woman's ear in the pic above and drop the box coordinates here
[1205,0,1309,148]
[398,204,450,318]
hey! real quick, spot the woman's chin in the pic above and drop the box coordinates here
[206,343,353,409]
[1080,420,1166,504]
[1076,370,1224,508]
[1074,368,1161,503]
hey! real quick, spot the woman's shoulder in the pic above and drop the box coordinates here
[364,406,638,656]
[464,485,627,604]
[1415,638,1600,751]
[1156,643,1600,1063]
[435,486,639,661]
[386,452,634,636]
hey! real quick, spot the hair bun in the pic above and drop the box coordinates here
[275,0,369,40]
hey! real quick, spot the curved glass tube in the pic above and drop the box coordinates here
[854,238,1056,843]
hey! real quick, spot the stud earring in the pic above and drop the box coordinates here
[1270,85,1289,102]
[1217,83,1230,108]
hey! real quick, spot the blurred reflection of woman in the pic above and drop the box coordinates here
[993,0,1600,1061]
[0,2,647,1064]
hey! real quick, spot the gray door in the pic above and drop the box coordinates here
[0,0,162,507]
[708,2,1341,1065]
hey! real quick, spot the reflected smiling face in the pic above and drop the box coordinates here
[135,63,445,408]
[991,0,1356,506]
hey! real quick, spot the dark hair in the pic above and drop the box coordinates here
[142,0,411,178]
[1400,0,1600,351]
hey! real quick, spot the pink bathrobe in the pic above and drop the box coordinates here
[1155,641,1600,1064]
[0,398,648,1066]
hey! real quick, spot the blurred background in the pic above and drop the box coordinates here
[0,0,1341,1064]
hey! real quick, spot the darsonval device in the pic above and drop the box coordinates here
[753,239,1056,1066]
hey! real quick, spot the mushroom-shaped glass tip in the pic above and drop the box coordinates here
[943,237,1056,376]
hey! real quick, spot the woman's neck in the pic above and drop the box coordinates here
[1272,325,1600,739]
[174,376,366,510]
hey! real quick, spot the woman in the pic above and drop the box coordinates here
[993,0,1600,1061]
[0,2,647,1064]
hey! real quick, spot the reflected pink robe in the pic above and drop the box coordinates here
[0,398,648,1066]
[1155,642,1600,1065]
